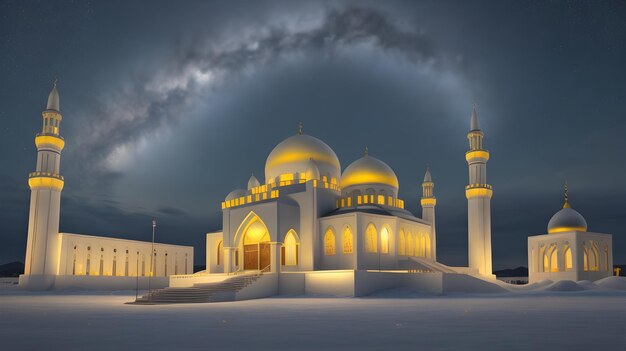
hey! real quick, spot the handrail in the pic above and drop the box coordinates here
[261,264,271,273]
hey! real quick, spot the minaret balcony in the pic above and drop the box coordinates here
[35,134,65,150]
[420,197,437,207]
[28,172,64,191]
[465,184,493,199]
[465,150,490,162]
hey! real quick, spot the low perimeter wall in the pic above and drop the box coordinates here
[49,276,168,290]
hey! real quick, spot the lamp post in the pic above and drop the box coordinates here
[148,218,156,300]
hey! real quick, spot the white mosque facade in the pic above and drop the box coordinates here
[18,83,193,290]
[19,83,616,298]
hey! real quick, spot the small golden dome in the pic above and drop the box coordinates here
[341,154,399,190]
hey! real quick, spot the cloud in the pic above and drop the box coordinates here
[70,6,442,177]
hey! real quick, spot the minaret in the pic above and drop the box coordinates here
[420,167,437,260]
[21,81,65,289]
[465,103,493,277]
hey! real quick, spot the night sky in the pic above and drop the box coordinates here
[1,0,625,269]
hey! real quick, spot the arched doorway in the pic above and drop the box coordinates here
[242,219,271,270]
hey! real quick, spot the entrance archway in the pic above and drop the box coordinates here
[242,219,271,270]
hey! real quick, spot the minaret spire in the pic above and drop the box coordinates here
[470,100,479,131]
[465,102,493,278]
[298,122,303,135]
[22,83,66,288]
[421,165,437,260]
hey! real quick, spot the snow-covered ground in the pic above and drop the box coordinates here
[1,279,626,351]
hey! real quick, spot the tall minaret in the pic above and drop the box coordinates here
[22,81,65,289]
[420,167,437,260]
[465,103,493,277]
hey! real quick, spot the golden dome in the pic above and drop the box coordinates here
[265,134,341,182]
[341,154,399,190]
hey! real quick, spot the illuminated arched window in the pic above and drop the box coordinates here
[380,227,389,254]
[283,230,299,265]
[590,241,599,271]
[217,240,223,266]
[342,227,353,254]
[564,246,573,271]
[86,254,91,276]
[420,234,426,257]
[550,246,559,272]
[406,232,414,256]
[543,252,549,273]
[112,255,117,276]
[425,235,431,258]
[99,254,104,276]
[324,228,336,255]
[583,244,588,272]
[365,223,378,253]
[398,229,406,255]
[125,255,129,276]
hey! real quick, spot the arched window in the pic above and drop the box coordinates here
[583,244,588,272]
[604,245,609,271]
[365,223,378,253]
[590,241,599,271]
[380,227,389,254]
[343,227,353,254]
[112,255,117,276]
[324,228,336,255]
[543,252,549,273]
[425,235,431,259]
[550,245,559,272]
[407,232,414,256]
[185,253,188,274]
[420,234,426,257]
[283,230,299,265]
[141,255,146,276]
[164,252,168,276]
[99,254,104,276]
[86,254,91,276]
[125,255,129,276]
[72,254,77,275]
[537,244,547,272]
[217,240,223,266]
[398,229,406,256]
[564,246,573,271]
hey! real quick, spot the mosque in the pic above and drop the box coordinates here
[18,82,614,298]
[18,83,193,290]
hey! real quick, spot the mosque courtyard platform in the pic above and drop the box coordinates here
[1,281,625,351]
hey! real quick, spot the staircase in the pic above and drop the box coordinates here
[135,271,263,304]
[407,257,458,274]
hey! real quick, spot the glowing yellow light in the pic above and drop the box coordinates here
[420,198,437,206]
[377,195,385,205]
[465,150,490,162]
[28,176,64,191]
[279,173,294,181]
[340,170,399,189]
[548,226,587,234]
[465,187,493,199]
[35,135,65,150]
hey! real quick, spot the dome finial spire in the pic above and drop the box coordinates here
[364,146,369,156]
[563,181,570,209]
[298,122,303,135]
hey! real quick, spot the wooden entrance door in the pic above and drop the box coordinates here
[243,244,258,270]
[259,242,271,271]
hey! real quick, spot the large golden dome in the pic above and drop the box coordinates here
[265,133,341,182]
[341,154,399,190]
